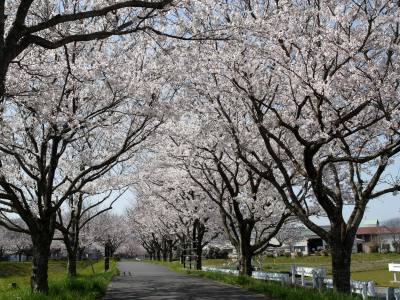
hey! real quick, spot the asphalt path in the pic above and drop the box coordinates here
[103,261,269,300]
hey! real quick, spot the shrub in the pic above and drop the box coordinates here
[205,247,230,259]
[320,250,330,256]
[277,250,285,257]
[366,242,379,253]
[381,244,390,253]
[393,241,400,253]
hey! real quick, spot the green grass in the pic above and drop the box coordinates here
[203,253,400,287]
[0,259,118,300]
[147,260,360,300]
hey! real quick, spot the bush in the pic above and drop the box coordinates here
[205,247,230,259]
[393,241,400,253]
[277,250,285,257]
[284,252,291,257]
[296,251,304,257]
[366,242,379,253]
[381,244,390,253]
[320,250,330,256]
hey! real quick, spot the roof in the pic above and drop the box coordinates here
[357,226,400,235]
[360,219,380,228]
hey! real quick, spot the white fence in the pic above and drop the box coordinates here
[291,266,326,288]
[252,271,289,284]
[202,265,379,299]
[202,267,288,283]
[324,279,376,300]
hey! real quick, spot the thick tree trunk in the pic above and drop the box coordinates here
[331,243,352,294]
[156,249,161,261]
[239,251,253,276]
[168,248,173,262]
[196,246,202,270]
[162,249,168,261]
[31,234,52,293]
[238,229,253,276]
[18,252,22,262]
[67,252,77,277]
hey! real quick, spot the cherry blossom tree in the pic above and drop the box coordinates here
[6,225,32,261]
[0,35,167,292]
[129,189,182,261]
[133,152,222,268]
[139,112,293,275]
[185,146,291,276]
[56,190,126,276]
[0,223,31,261]
[0,0,175,101]
[0,225,10,260]
[87,211,130,257]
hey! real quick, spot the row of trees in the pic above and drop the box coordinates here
[0,0,399,296]
[0,211,130,264]
[128,0,400,295]
[0,226,31,261]
[0,0,180,293]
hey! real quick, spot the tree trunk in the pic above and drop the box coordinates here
[331,243,352,294]
[67,252,77,277]
[156,249,161,261]
[31,234,52,293]
[162,248,168,261]
[239,251,253,276]
[196,245,202,270]
[239,229,253,276]
[168,248,173,262]
[18,252,22,262]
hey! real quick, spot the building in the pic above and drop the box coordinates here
[287,219,400,255]
[356,220,400,253]
[284,226,364,255]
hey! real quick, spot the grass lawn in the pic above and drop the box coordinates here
[148,260,360,300]
[203,253,400,287]
[0,259,117,300]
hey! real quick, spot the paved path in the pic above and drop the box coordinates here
[103,261,269,300]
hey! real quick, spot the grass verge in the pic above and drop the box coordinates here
[0,259,118,300]
[147,260,360,300]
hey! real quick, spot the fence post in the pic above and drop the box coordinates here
[312,270,317,289]
[362,282,367,300]
[387,287,394,300]
[291,266,296,285]
[395,288,400,300]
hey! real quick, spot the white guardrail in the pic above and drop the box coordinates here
[202,265,377,299]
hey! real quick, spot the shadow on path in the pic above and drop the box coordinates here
[103,261,269,300]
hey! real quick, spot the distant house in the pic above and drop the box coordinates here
[287,219,400,255]
[283,226,364,255]
[356,220,400,253]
